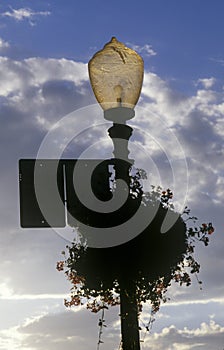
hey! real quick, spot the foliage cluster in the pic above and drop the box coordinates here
[57,171,214,319]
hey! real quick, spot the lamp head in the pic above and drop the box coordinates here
[88,37,144,112]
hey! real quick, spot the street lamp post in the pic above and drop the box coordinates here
[19,37,211,350]
[88,37,144,350]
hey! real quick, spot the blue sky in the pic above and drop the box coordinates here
[0,1,224,349]
[1,1,224,85]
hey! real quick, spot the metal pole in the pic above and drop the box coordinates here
[107,111,141,350]
[119,278,141,350]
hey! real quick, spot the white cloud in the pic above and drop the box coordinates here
[127,42,157,57]
[0,37,9,50]
[0,293,69,301]
[0,57,88,97]
[17,309,119,350]
[210,57,224,66]
[141,72,190,126]
[0,327,26,350]
[1,7,51,26]
[0,282,13,298]
[0,312,49,350]
[135,71,224,226]
[0,56,90,132]
[25,57,88,86]
[1,307,223,350]
[196,77,216,89]
[142,320,224,350]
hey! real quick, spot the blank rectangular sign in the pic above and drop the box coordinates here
[19,159,112,228]
[19,159,66,228]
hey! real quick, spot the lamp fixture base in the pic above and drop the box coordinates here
[104,107,135,123]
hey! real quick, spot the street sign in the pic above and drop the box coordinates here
[19,159,112,228]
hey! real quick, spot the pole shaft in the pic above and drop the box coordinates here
[108,123,133,187]
[119,279,141,350]
[105,109,140,349]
